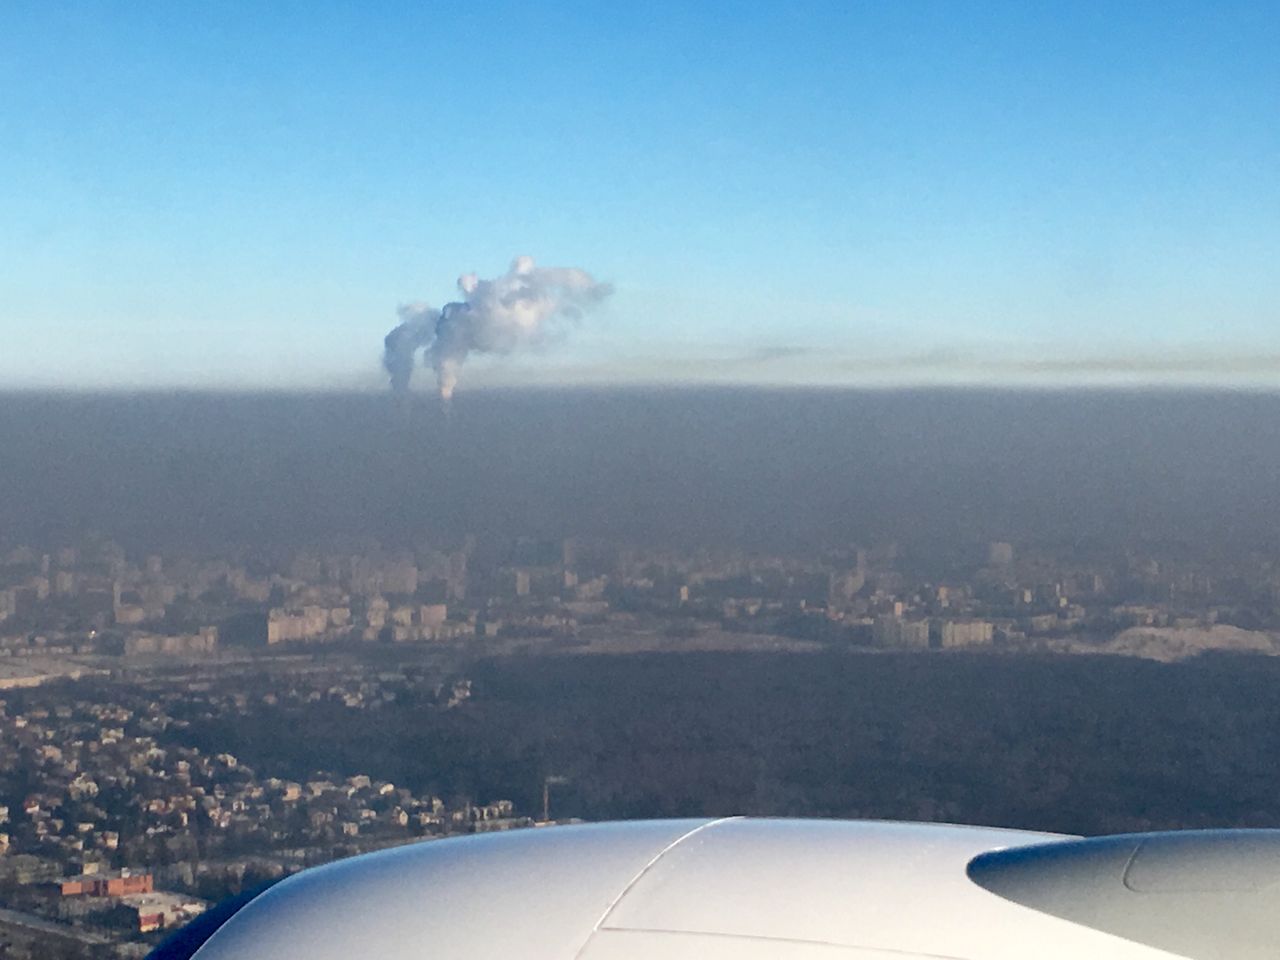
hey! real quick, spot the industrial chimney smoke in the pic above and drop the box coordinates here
[383,256,612,400]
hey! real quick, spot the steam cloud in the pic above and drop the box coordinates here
[383,256,612,400]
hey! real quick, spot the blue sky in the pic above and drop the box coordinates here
[2,1,1277,390]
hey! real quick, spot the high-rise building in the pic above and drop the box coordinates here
[938,620,994,648]
[872,616,930,649]
[419,604,448,631]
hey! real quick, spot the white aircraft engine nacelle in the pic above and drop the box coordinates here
[152,818,1280,959]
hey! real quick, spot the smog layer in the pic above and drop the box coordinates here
[3,388,1280,552]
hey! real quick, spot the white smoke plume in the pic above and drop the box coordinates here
[383,256,612,400]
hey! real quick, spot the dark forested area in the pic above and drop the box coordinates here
[174,651,1280,837]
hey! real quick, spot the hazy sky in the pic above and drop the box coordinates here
[2,2,1277,391]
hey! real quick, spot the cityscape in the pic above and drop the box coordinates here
[4,1,1278,955]
[5,530,1280,955]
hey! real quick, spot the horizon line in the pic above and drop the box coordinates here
[5,381,1280,398]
